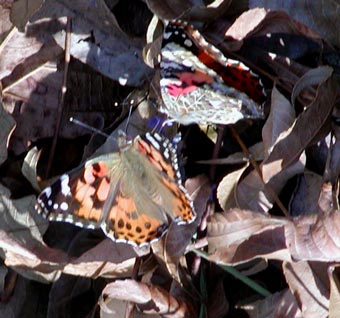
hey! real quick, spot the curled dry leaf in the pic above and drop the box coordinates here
[22,146,40,192]
[63,239,138,279]
[237,69,337,213]
[102,279,194,318]
[217,163,249,211]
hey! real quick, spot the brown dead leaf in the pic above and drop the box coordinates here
[291,66,333,106]
[285,209,340,262]
[329,265,340,318]
[227,8,322,40]
[236,87,305,212]
[207,209,290,265]
[146,0,194,20]
[283,261,329,318]
[263,86,296,156]
[32,0,153,87]
[10,0,44,31]
[266,73,337,171]
[217,164,249,211]
[102,279,194,318]
[0,13,103,154]
[0,4,13,43]
[244,288,302,318]
[249,1,340,46]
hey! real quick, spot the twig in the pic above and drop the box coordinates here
[45,17,71,178]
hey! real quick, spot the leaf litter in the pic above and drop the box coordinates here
[1,1,340,317]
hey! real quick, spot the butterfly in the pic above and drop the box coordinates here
[160,20,266,125]
[35,131,196,247]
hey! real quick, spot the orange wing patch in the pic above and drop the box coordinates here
[72,163,111,223]
[104,194,166,245]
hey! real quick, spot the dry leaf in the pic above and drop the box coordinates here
[102,279,194,318]
[283,261,329,318]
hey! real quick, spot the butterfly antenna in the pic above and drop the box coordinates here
[69,117,111,139]
[123,103,134,134]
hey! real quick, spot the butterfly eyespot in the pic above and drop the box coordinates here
[144,222,151,229]
[135,226,142,233]
[126,223,132,230]
[117,219,124,228]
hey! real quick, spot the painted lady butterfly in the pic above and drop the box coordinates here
[160,20,266,125]
[35,132,196,247]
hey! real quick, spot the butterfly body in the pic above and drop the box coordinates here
[36,132,196,246]
[160,20,266,125]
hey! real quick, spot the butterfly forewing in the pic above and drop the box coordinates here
[36,160,120,229]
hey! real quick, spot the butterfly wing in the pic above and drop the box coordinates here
[101,133,196,246]
[36,159,120,229]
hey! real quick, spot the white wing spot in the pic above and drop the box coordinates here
[60,174,71,196]
[182,59,193,67]
[146,134,161,150]
[53,203,59,210]
[184,39,192,47]
[47,200,52,206]
[60,202,69,211]
[43,186,52,198]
